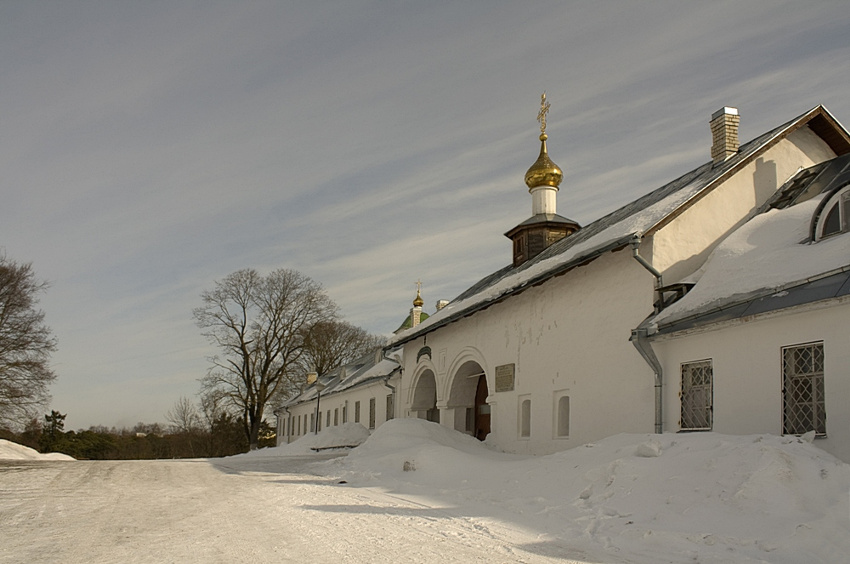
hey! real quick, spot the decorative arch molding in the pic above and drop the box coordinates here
[443,346,490,405]
[408,357,439,406]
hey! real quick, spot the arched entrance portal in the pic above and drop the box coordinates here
[474,374,490,441]
[411,370,439,423]
[447,361,490,441]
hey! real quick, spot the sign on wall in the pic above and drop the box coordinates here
[495,363,515,392]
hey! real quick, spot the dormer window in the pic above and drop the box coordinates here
[816,186,850,240]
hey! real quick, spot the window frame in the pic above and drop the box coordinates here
[782,341,826,437]
[680,359,713,432]
[815,185,850,241]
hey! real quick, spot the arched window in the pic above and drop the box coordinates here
[816,186,850,240]
[519,398,531,438]
[556,395,570,437]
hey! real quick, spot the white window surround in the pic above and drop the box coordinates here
[553,390,570,439]
[518,395,531,439]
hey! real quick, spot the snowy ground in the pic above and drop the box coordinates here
[1,421,849,563]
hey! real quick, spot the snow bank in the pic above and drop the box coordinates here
[334,420,850,564]
[0,439,75,460]
[234,423,371,458]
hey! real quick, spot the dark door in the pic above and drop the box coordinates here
[474,375,490,440]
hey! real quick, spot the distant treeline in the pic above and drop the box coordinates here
[0,411,275,460]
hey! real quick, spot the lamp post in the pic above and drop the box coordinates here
[314,382,326,435]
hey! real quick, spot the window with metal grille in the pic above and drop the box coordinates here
[680,360,713,431]
[783,342,826,436]
[369,397,376,429]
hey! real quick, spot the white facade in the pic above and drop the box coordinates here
[652,300,850,461]
[389,105,850,457]
[277,105,850,461]
[276,352,400,445]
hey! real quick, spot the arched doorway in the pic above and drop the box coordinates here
[411,370,439,423]
[447,360,489,440]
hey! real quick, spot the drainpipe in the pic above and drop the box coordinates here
[383,375,397,420]
[631,325,663,434]
[282,406,292,444]
[382,348,402,420]
[630,234,663,313]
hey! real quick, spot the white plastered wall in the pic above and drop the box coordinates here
[652,299,850,462]
[651,126,836,284]
[401,249,657,455]
[279,374,399,444]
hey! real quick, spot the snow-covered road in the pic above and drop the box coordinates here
[0,456,569,564]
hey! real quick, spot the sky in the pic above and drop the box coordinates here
[2,1,850,430]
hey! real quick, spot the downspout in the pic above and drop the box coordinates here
[630,233,664,434]
[630,326,663,434]
[282,406,292,445]
[382,348,401,420]
[630,234,663,313]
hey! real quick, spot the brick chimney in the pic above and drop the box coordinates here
[710,107,740,165]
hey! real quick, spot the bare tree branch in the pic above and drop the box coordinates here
[193,269,337,449]
[0,253,57,429]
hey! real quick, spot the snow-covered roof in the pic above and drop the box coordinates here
[389,105,850,347]
[282,348,400,408]
[649,156,850,335]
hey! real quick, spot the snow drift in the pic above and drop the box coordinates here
[0,439,75,460]
[329,419,850,564]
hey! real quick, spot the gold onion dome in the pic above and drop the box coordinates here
[524,133,563,190]
[413,287,424,308]
[524,92,563,190]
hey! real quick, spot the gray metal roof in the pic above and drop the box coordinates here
[652,268,850,336]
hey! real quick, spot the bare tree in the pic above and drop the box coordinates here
[0,254,57,430]
[193,269,337,449]
[300,320,385,376]
[165,396,202,434]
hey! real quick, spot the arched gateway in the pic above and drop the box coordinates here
[447,360,490,440]
[410,369,439,423]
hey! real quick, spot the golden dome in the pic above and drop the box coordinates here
[524,133,563,190]
[412,287,424,308]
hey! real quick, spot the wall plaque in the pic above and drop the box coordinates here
[494,364,515,392]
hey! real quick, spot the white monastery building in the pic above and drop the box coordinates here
[278,99,850,462]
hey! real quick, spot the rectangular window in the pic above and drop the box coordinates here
[386,394,394,421]
[326,410,331,428]
[355,401,361,423]
[334,408,339,426]
[318,412,322,432]
[342,405,347,424]
[310,413,315,433]
[304,414,308,435]
[297,416,301,436]
[369,397,376,430]
[681,360,713,431]
[783,342,826,436]
[519,396,531,438]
